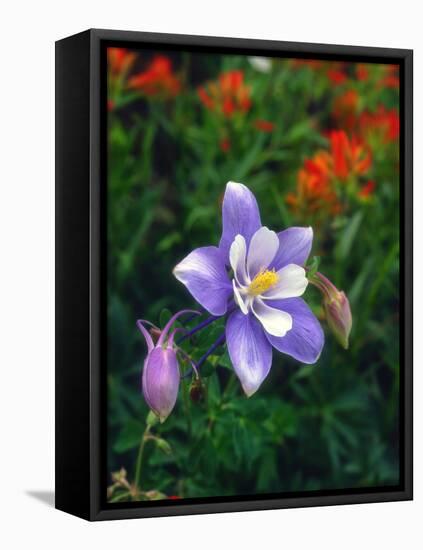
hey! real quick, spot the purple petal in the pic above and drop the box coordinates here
[269,227,313,271]
[219,181,261,263]
[173,246,232,315]
[226,310,272,396]
[142,348,180,422]
[136,320,155,353]
[265,298,324,364]
[157,309,200,346]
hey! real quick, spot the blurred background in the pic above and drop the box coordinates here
[106,46,400,502]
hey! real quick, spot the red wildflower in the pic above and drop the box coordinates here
[168,495,181,500]
[332,90,359,131]
[220,138,231,153]
[198,86,214,110]
[254,119,275,132]
[128,56,181,97]
[198,70,251,117]
[222,97,235,117]
[287,151,341,217]
[327,69,347,85]
[291,59,324,69]
[359,106,400,143]
[108,47,136,75]
[358,180,376,199]
[356,64,370,81]
[378,64,400,89]
[330,130,372,179]
[287,130,373,219]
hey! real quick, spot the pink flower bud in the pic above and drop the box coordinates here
[136,310,199,422]
[142,347,180,423]
[309,272,352,349]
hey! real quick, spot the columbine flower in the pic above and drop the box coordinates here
[173,182,324,396]
[137,310,198,422]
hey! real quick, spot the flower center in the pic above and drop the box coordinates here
[248,269,279,296]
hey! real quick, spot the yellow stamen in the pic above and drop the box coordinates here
[248,269,279,296]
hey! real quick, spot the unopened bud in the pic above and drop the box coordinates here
[309,272,352,350]
[142,347,180,423]
[189,378,207,403]
[137,310,200,422]
[155,437,172,455]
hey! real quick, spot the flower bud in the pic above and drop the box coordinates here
[136,309,200,422]
[324,289,352,349]
[309,272,352,349]
[142,347,180,423]
[189,378,207,403]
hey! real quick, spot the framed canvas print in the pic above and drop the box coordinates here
[55,29,413,521]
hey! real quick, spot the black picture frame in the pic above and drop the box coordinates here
[55,28,413,521]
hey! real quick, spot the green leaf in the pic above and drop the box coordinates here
[156,231,181,253]
[199,361,215,378]
[159,308,172,328]
[218,349,232,370]
[232,133,266,180]
[335,211,364,261]
[195,324,224,348]
[113,419,143,453]
[283,120,312,144]
[155,438,172,455]
[306,256,320,278]
[184,205,216,231]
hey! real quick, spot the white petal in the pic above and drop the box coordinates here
[229,234,249,286]
[232,279,248,315]
[251,299,293,337]
[247,226,279,279]
[262,264,308,300]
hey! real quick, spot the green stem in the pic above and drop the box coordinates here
[134,425,151,492]
[182,380,192,437]
[109,491,131,503]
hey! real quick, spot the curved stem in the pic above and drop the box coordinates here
[176,315,220,344]
[176,305,236,345]
[157,309,200,347]
[177,347,199,378]
[109,491,131,503]
[197,332,226,368]
[181,332,226,379]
